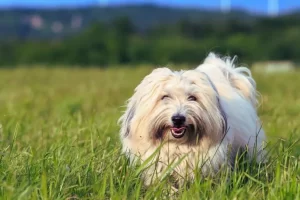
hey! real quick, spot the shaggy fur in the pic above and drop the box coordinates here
[118,52,267,187]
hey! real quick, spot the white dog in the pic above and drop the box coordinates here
[118,52,266,187]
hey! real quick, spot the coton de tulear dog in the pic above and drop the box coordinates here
[118,52,266,187]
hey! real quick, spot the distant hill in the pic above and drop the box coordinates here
[0,4,261,40]
[1,4,300,66]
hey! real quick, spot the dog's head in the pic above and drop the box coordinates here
[119,68,227,146]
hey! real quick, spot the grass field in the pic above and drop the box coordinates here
[0,67,299,199]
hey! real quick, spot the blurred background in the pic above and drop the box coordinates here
[1,0,300,69]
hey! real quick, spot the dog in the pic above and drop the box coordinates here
[118,52,267,187]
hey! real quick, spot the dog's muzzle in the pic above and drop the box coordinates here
[170,115,186,138]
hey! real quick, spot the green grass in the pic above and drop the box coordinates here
[0,67,299,199]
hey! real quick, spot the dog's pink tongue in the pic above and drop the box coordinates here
[171,127,185,133]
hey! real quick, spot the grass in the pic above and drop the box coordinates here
[0,66,299,199]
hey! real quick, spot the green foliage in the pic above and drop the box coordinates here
[1,8,300,67]
[0,67,299,199]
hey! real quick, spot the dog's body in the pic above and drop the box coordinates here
[119,53,266,186]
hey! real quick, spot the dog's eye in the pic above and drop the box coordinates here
[161,95,169,100]
[188,95,197,101]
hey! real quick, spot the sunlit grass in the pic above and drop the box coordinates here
[0,66,299,199]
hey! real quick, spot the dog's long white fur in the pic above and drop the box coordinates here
[119,52,267,186]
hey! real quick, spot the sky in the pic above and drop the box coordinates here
[0,0,299,15]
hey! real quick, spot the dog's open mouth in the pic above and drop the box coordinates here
[170,127,186,138]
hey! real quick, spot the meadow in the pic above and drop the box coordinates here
[0,66,299,199]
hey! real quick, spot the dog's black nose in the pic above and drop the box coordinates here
[172,115,186,126]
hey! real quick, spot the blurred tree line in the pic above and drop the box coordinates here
[1,14,300,67]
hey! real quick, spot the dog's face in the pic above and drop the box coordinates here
[150,73,202,143]
[120,68,226,146]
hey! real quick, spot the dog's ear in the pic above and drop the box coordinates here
[119,67,173,138]
[198,70,229,136]
[217,98,228,135]
[119,98,136,138]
